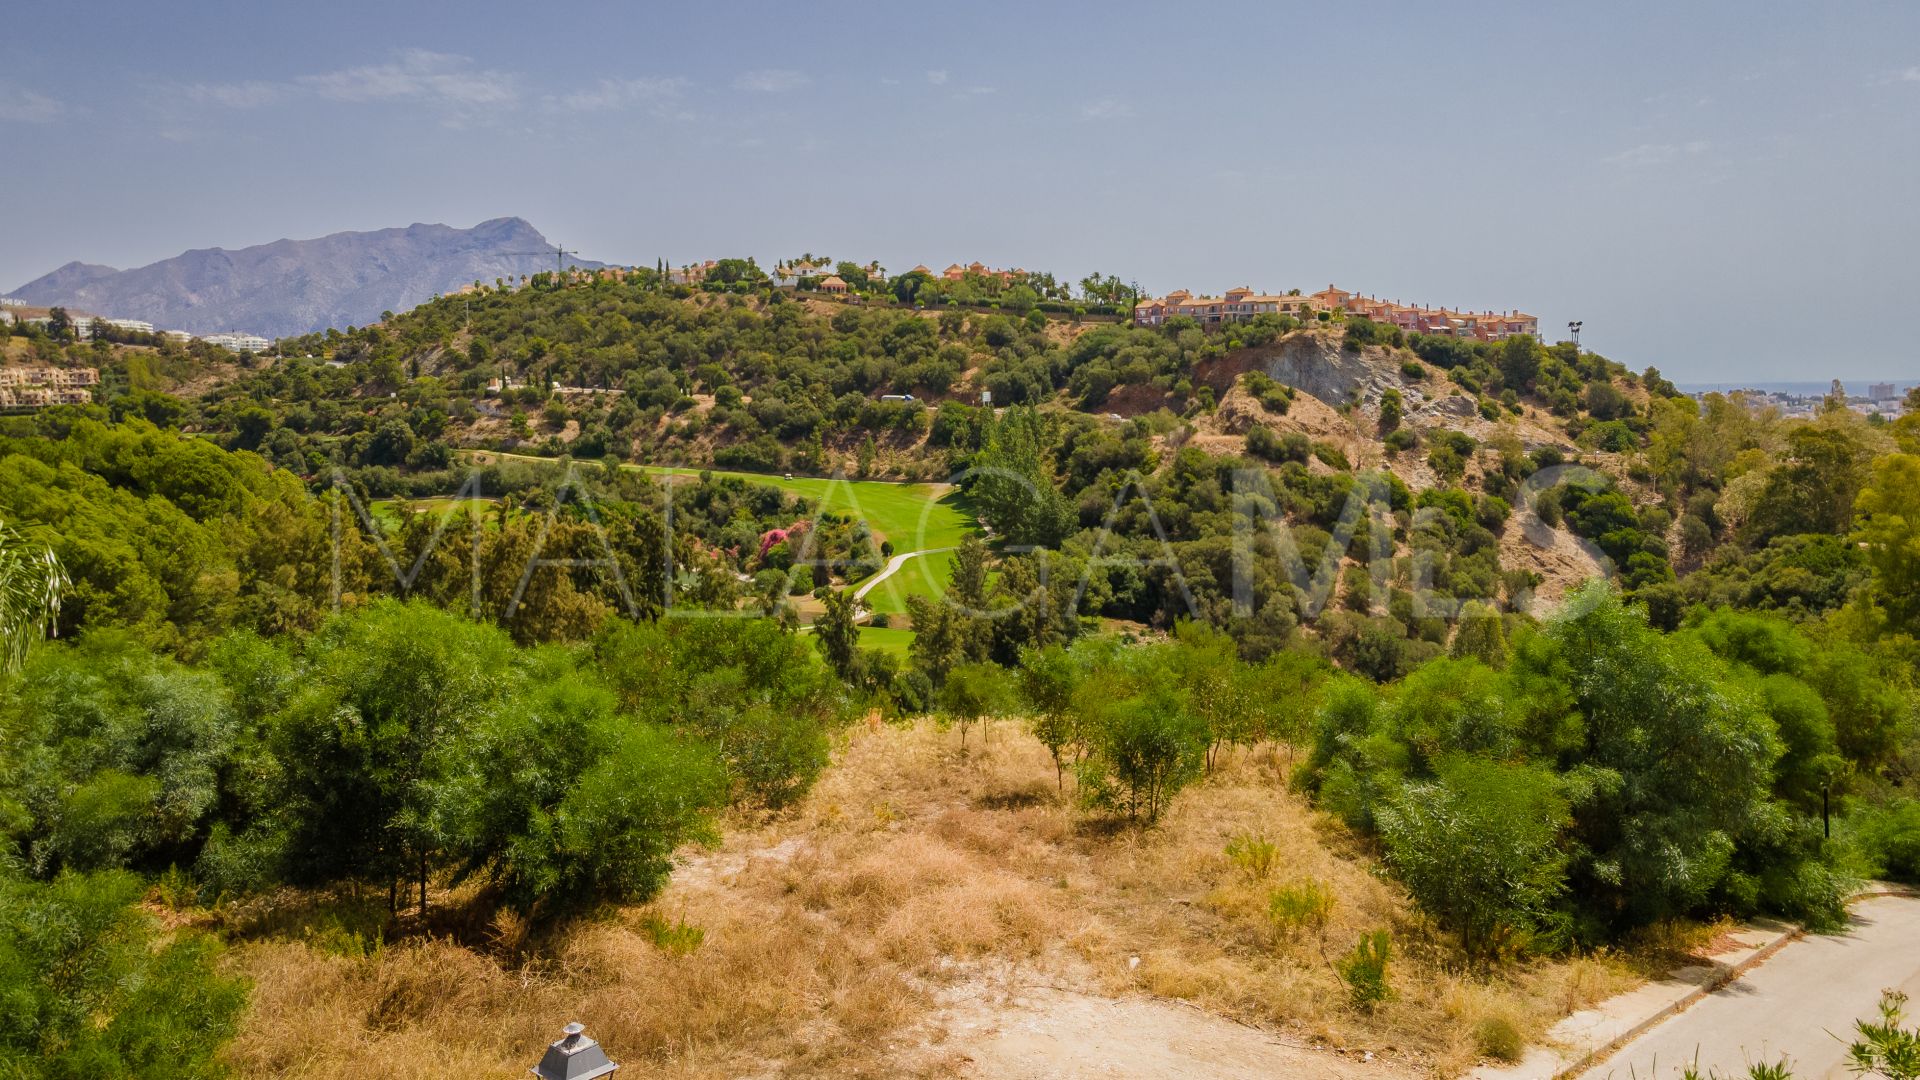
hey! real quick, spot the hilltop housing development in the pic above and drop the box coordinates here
[1134,283,1539,341]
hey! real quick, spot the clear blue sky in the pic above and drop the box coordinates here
[3,1,1917,380]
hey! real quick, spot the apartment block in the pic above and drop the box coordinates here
[0,366,100,407]
[1135,281,1538,341]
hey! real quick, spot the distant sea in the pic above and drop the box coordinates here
[1676,380,1916,396]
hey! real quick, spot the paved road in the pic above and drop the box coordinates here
[853,546,954,602]
[1582,894,1920,1080]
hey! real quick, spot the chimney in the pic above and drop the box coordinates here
[532,1022,618,1080]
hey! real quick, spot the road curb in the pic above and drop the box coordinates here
[1553,924,1802,1080]
[1547,885,1920,1080]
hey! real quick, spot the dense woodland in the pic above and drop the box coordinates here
[2,275,1918,1075]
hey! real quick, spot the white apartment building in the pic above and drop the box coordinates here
[202,332,272,353]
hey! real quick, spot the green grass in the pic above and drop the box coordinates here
[860,549,955,616]
[856,625,916,657]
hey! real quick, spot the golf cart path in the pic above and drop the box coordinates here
[854,546,955,602]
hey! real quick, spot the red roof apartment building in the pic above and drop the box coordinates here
[1135,283,1538,342]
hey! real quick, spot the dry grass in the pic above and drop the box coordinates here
[220,719,1646,1078]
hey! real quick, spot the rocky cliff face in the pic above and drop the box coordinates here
[5,218,606,339]
[1199,332,1414,412]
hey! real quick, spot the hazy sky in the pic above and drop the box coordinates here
[3,1,1917,380]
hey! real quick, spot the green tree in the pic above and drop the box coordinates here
[593,617,844,808]
[1746,424,1873,544]
[814,588,861,681]
[1018,644,1083,789]
[938,660,1007,749]
[1856,452,1920,635]
[971,407,1073,547]
[273,600,518,913]
[3,636,236,878]
[231,406,276,451]
[1497,335,1540,393]
[1169,621,1258,771]
[906,593,968,688]
[364,418,418,466]
[443,661,726,917]
[1076,657,1207,823]
[1533,585,1786,928]
[1451,601,1509,667]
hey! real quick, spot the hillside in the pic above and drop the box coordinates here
[21,272,1734,636]
[5,217,604,338]
[4,266,1918,1080]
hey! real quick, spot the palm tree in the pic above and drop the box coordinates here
[0,519,66,676]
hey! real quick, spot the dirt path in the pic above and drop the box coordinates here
[933,980,1407,1080]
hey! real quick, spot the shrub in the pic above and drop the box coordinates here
[1378,388,1404,432]
[1225,832,1279,880]
[1339,929,1393,1010]
[1267,879,1335,938]
[1243,372,1293,414]
[1847,991,1920,1080]
[1853,800,1920,884]
[1311,441,1351,471]
[713,434,785,472]
[1475,1016,1524,1062]
[1246,425,1311,464]
[0,871,247,1075]
[642,913,706,956]
[1375,758,1571,964]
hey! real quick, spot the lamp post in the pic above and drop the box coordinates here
[531,1022,618,1080]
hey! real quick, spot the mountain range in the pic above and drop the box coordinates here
[4,217,606,340]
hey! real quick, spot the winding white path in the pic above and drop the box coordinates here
[854,546,955,602]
